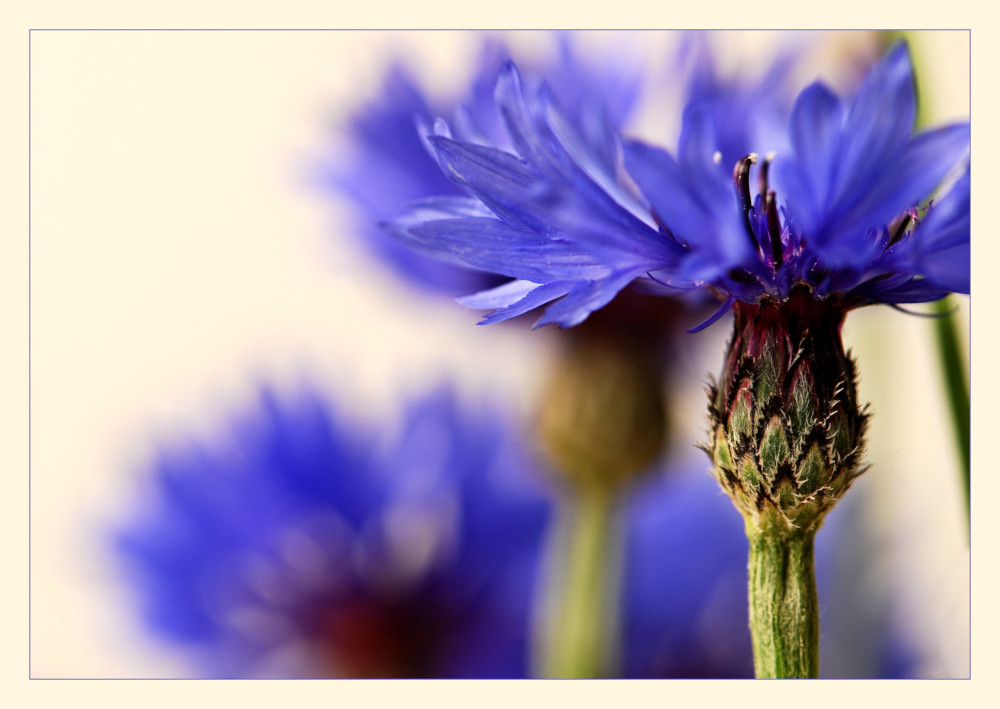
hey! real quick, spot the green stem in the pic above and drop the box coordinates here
[746,519,819,678]
[535,486,621,678]
[932,296,970,517]
[902,32,971,522]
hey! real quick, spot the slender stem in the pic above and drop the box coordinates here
[931,296,970,518]
[901,33,971,520]
[746,519,819,678]
[535,485,621,678]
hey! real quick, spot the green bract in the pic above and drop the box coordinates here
[705,286,870,532]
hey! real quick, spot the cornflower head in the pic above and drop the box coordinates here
[693,41,967,677]
[115,385,550,678]
[381,35,969,677]
[323,33,643,296]
[384,38,968,515]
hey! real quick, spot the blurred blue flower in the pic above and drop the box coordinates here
[116,385,550,678]
[675,33,798,172]
[114,382,915,678]
[385,39,969,328]
[322,33,644,297]
[622,465,754,678]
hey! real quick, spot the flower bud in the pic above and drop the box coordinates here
[538,336,666,493]
[537,294,673,493]
[705,287,869,531]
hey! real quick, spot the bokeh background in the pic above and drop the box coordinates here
[28,30,970,678]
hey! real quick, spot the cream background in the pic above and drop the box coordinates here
[0,6,993,705]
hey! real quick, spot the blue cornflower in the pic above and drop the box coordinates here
[115,385,550,678]
[323,34,644,297]
[379,37,968,677]
[113,381,919,678]
[386,41,968,328]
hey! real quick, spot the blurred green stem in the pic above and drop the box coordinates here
[932,296,970,518]
[900,33,971,521]
[531,296,673,678]
[536,486,621,678]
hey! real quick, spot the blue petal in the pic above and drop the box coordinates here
[470,280,576,324]
[545,99,653,229]
[409,217,611,282]
[780,81,844,236]
[535,268,647,328]
[835,42,916,208]
[910,169,970,293]
[493,64,668,249]
[623,138,751,283]
[862,278,950,304]
[433,133,674,270]
[917,168,971,250]
[429,136,548,233]
[685,294,736,333]
[675,104,741,218]
[458,279,540,309]
[920,241,970,294]
[826,123,969,262]
[623,139,715,247]
[392,195,497,220]
[494,61,552,170]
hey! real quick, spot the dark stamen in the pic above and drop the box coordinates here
[757,153,783,270]
[765,191,783,270]
[733,153,760,252]
[728,268,754,285]
[757,152,772,196]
